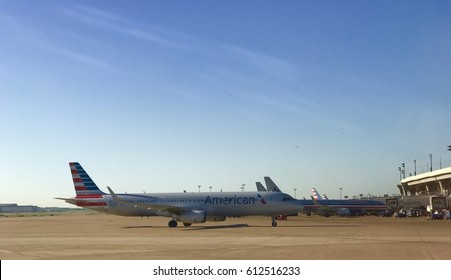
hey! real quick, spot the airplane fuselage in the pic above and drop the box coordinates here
[300,199,387,216]
[67,191,302,218]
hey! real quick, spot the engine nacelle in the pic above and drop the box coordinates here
[177,210,206,224]
[207,215,226,222]
[337,208,351,216]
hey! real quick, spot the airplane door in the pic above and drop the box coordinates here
[266,194,276,208]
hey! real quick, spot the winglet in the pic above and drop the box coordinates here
[107,186,124,203]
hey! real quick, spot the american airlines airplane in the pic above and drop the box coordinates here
[56,162,304,227]
[259,178,387,217]
[303,197,388,217]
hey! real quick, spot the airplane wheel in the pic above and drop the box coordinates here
[272,221,277,227]
[168,220,178,228]
[183,223,192,227]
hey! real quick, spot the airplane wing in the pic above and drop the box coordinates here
[107,187,194,215]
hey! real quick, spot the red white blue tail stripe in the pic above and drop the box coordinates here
[70,162,105,198]
[312,188,322,200]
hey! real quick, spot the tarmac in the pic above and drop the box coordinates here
[1,213,451,260]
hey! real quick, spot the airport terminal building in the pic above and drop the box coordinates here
[390,167,451,212]
[0,204,40,213]
[399,167,451,196]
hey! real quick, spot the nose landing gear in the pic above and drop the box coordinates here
[271,216,278,227]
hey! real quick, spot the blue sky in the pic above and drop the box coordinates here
[1,0,451,207]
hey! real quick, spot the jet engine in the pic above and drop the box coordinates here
[177,210,206,224]
[337,208,351,216]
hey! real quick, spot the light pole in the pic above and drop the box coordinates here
[209,186,212,192]
[339,187,343,199]
[294,188,297,199]
[414,159,416,175]
[198,185,201,193]
[430,154,433,171]
[401,163,405,179]
[398,167,402,181]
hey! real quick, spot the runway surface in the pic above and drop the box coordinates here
[1,213,451,260]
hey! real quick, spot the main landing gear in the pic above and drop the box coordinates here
[168,220,192,227]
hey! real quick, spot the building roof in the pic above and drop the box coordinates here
[401,167,451,186]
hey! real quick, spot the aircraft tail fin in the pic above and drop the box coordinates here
[256,182,267,192]
[264,177,282,192]
[312,188,322,200]
[69,162,105,198]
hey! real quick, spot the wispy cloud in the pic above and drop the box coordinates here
[0,14,110,71]
[53,48,110,69]
[59,4,304,79]
[60,5,191,50]
[60,4,301,73]
[221,45,296,79]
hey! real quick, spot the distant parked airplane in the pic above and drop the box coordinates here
[56,162,304,227]
[260,180,387,217]
[301,196,387,217]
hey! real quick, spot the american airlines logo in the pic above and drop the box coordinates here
[204,195,257,205]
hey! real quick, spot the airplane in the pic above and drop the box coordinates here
[56,162,304,227]
[300,196,388,217]
[312,188,327,200]
[261,179,387,217]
